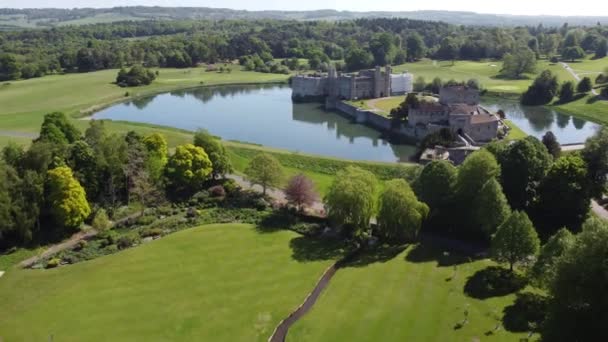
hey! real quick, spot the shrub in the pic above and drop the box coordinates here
[208,185,226,197]
[97,230,119,247]
[116,65,156,87]
[92,209,111,232]
[291,222,324,236]
[140,228,163,238]
[117,234,139,250]
[46,258,60,269]
[222,179,239,194]
[74,240,88,251]
[137,215,156,225]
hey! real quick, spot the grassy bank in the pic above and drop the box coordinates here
[0,224,342,341]
[225,140,421,196]
[289,244,526,341]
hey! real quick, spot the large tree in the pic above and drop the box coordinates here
[38,112,81,145]
[521,70,559,105]
[541,131,561,159]
[472,178,511,239]
[415,160,457,230]
[377,179,429,243]
[542,218,608,341]
[405,33,426,61]
[491,210,540,272]
[456,149,500,204]
[369,32,396,66]
[582,127,608,197]
[535,154,590,236]
[193,129,233,179]
[529,228,575,288]
[165,144,213,195]
[143,133,169,183]
[500,136,552,210]
[561,46,585,62]
[324,166,377,238]
[500,48,536,79]
[244,153,284,195]
[558,81,575,103]
[46,166,91,229]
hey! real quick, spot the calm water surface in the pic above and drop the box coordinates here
[93,84,600,162]
[482,98,600,144]
[94,84,416,162]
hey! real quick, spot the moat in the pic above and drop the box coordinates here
[93,84,600,162]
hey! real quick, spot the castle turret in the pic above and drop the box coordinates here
[384,66,392,97]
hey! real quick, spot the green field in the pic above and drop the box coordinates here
[0,67,288,145]
[289,244,526,341]
[0,223,343,341]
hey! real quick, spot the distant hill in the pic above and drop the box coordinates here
[1,6,606,30]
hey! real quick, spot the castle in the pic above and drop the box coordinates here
[291,66,413,108]
[409,86,500,142]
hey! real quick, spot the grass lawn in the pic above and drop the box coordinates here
[289,244,527,342]
[224,140,420,197]
[0,67,288,146]
[0,223,344,341]
[504,119,528,141]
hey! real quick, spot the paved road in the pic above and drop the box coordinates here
[0,130,38,139]
[561,62,600,96]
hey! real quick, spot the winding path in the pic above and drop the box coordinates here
[560,62,603,97]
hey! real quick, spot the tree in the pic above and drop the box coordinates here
[500,48,536,79]
[542,217,608,341]
[0,54,21,81]
[456,149,500,204]
[595,37,607,58]
[143,133,168,183]
[369,32,396,66]
[46,166,91,229]
[541,131,561,158]
[38,112,81,145]
[521,70,559,105]
[581,127,608,198]
[68,140,100,202]
[491,210,540,272]
[193,129,233,179]
[377,179,429,243]
[535,154,590,236]
[324,166,377,238]
[116,65,156,87]
[472,178,511,239]
[577,77,593,93]
[435,37,459,63]
[389,93,419,122]
[415,160,457,229]
[344,47,374,71]
[91,209,111,232]
[131,171,163,215]
[561,46,585,62]
[244,153,284,195]
[558,81,575,103]
[413,76,426,92]
[500,136,552,210]
[406,33,426,61]
[2,141,24,169]
[165,144,212,195]
[284,174,318,211]
[529,228,575,288]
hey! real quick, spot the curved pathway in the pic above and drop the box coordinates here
[561,62,604,97]
[268,263,338,342]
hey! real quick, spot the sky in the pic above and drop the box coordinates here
[2,0,608,17]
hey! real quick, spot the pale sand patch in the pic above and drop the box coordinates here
[0,271,4,278]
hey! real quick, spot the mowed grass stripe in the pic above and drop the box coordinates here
[0,224,339,341]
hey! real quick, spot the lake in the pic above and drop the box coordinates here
[93,84,600,162]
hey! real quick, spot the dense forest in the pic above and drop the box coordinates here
[0,18,607,81]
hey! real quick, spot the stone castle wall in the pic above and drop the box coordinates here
[439,87,480,105]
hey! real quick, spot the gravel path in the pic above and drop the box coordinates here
[561,62,603,97]
[0,130,38,139]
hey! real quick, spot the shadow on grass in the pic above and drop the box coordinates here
[502,292,548,332]
[405,242,475,267]
[342,244,408,268]
[464,266,527,299]
[554,93,586,105]
[289,236,346,262]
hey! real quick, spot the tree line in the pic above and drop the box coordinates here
[1,18,607,81]
[0,113,233,249]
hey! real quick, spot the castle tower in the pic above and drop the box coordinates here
[374,66,382,98]
[384,65,392,97]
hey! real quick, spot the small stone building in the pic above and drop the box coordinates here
[408,86,500,142]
